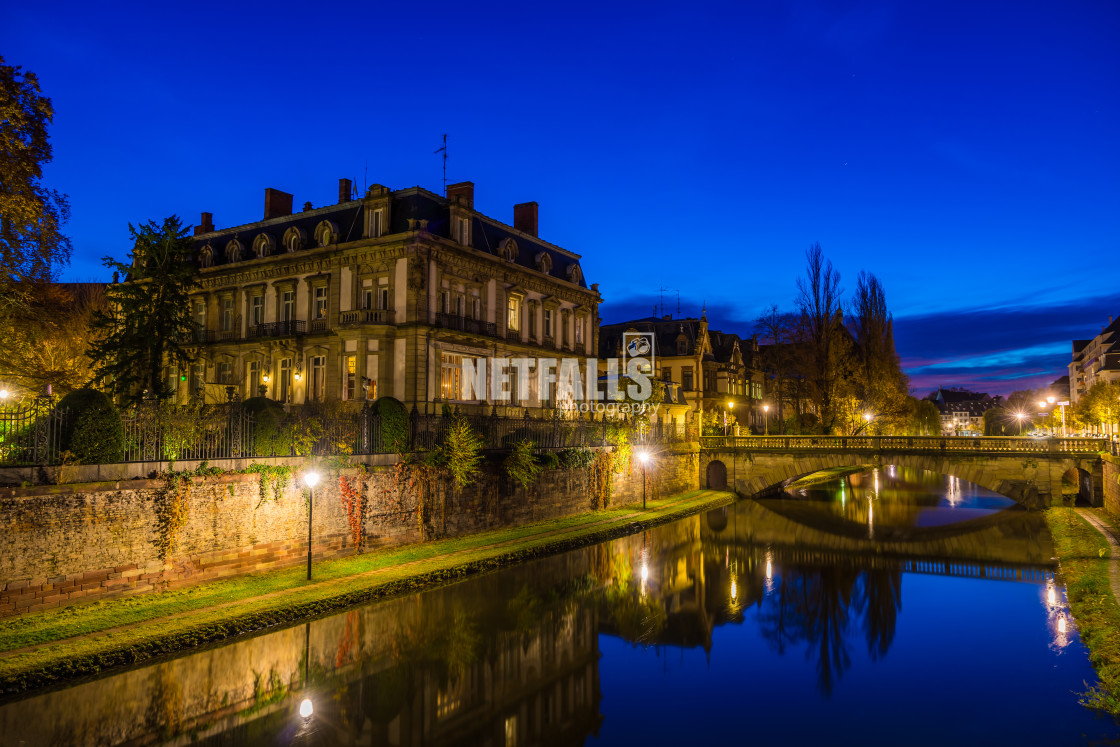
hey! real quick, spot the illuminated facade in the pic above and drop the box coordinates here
[176,180,601,412]
[1069,315,1120,404]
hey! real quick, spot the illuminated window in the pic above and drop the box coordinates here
[507,296,521,332]
[343,355,356,400]
[504,715,517,747]
[314,286,328,320]
[441,353,463,400]
[370,208,385,238]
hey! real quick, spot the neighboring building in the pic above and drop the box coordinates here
[176,179,600,412]
[1070,315,1120,404]
[928,387,1000,435]
[598,311,764,430]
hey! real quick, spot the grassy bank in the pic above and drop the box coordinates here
[0,489,734,697]
[1043,507,1120,715]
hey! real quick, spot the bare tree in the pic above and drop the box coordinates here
[796,243,843,433]
[754,304,800,434]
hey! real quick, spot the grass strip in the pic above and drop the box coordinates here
[1043,507,1120,716]
[0,489,734,696]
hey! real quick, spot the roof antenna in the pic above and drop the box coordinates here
[434,134,447,196]
[676,289,680,318]
[659,287,667,317]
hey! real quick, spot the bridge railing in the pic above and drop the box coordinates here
[698,434,1109,455]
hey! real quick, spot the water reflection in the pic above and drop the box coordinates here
[2,467,1109,745]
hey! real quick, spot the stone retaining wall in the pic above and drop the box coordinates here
[0,449,698,616]
[1104,455,1120,516]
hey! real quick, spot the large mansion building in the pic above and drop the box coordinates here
[176,180,601,412]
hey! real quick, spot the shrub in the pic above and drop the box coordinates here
[505,439,542,491]
[57,389,124,464]
[374,397,409,454]
[442,415,484,489]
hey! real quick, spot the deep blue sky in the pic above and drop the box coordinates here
[5,0,1118,396]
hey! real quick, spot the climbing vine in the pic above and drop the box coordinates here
[153,462,221,560]
[243,463,294,505]
[339,471,367,551]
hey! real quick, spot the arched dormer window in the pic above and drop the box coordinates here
[499,238,518,262]
[225,238,243,263]
[199,244,214,268]
[253,233,274,259]
[315,220,338,248]
[283,226,305,253]
[566,264,582,285]
[535,251,552,275]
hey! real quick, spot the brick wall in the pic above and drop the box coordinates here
[0,449,698,616]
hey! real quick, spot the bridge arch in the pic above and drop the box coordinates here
[698,449,1104,509]
[706,460,727,490]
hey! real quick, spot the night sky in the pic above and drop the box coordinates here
[5,0,1117,397]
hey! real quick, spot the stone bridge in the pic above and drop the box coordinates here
[698,435,1110,508]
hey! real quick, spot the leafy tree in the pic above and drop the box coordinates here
[503,438,541,491]
[0,57,72,307]
[908,397,942,435]
[442,414,484,489]
[796,243,844,433]
[0,282,105,398]
[87,216,199,403]
[1073,382,1120,433]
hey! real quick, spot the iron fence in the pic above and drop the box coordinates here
[0,400,698,468]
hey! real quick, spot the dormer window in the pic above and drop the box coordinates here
[283,227,305,252]
[199,244,214,268]
[566,264,582,285]
[253,233,273,258]
[370,208,385,238]
[454,217,470,246]
[499,238,518,262]
[314,221,337,247]
[225,239,243,262]
[535,252,553,275]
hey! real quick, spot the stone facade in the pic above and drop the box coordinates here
[177,180,601,415]
[0,450,698,616]
[1104,454,1120,516]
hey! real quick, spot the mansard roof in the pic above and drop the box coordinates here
[189,186,588,289]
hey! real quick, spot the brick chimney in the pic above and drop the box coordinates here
[513,201,538,237]
[264,188,293,220]
[447,181,474,209]
[194,212,214,236]
[339,178,352,203]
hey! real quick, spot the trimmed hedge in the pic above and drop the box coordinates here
[374,397,409,453]
[57,389,124,465]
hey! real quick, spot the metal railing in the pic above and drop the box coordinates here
[699,434,1110,455]
[435,312,496,337]
[247,320,306,338]
[340,308,395,326]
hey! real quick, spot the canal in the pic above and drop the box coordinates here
[2,466,1118,745]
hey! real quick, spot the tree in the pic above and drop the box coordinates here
[908,397,941,435]
[0,57,72,306]
[755,304,800,434]
[87,216,199,403]
[843,272,910,435]
[0,282,106,398]
[1073,382,1120,434]
[796,243,844,433]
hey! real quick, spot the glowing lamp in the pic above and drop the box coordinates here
[303,471,321,488]
[299,698,314,718]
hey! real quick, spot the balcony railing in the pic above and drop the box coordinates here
[506,328,523,342]
[436,312,496,337]
[247,320,306,339]
[340,308,395,326]
[308,318,331,334]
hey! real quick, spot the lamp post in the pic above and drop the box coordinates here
[303,470,321,580]
[763,404,770,436]
[1039,400,1053,436]
[1015,411,1024,436]
[863,411,873,436]
[638,450,650,509]
[727,400,735,437]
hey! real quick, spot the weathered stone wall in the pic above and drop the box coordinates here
[0,448,698,616]
[1103,455,1120,516]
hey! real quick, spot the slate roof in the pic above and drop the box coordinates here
[189,187,587,288]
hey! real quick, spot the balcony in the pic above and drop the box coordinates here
[308,318,331,334]
[248,320,306,339]
[436,312,496,337]
[506,328,523,342]
[340,308,395,326]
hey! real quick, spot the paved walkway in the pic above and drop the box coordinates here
[4,490,727,660]
[1076,508,1120,605]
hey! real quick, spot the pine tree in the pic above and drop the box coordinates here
[88,216,199,403]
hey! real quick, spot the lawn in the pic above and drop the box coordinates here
[0,488,734,695]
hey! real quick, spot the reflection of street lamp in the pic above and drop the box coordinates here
[303,471,321,580]
[763,404,770,436]
[638,450,651,509]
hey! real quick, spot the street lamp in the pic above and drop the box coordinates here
[863,411,873,435]
[303,470,321,580]
[763,404,770,436]
[725,400,734,436]
[638,450,651,509]
[1039,401,1053,436]
[1015,411,1025,436]
[0,389,8,400]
